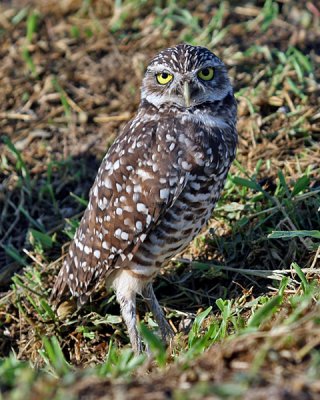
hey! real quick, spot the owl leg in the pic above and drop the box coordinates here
[116,291,142,354]
[142,283,174,345]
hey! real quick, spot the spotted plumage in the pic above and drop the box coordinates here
[51,44,237,353]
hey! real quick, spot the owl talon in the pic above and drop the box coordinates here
[142,283,175,349]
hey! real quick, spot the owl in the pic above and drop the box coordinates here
[51,44,237,354]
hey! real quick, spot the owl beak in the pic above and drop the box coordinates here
[183,81,191,108]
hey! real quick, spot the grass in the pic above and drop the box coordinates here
[0,0,319,398]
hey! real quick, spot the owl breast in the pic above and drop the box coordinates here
[121,108,233,279]
[127,179,223,278]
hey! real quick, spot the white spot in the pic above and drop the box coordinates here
[102,241,109,249]
[184,192,210,202]
[84,245,92,254]
[160,188,169,200]
[136,168,154,181]
[115,228,122,239]
[181,161,192,170]
[136,221,142,231]
[134,184,142,193]
[116,183,122,192]
[126,185,132,194]
[93,185,98,197]
[169,176,178,186]
[140,233,147,242]
[94,250,101,258]
[137,203,147,213]
[104,177,113,189]
[121,231,129,241]
[116,207,123,216]
[146,214,152,226]
[114,160,120,170]
[133,193,139,202]
[98,198,107,211]
[190,182,201,190]
[105,161,113,170]
[169,142,175,151]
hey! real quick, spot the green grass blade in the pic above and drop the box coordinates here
[26,11,39,43]
[231,176,261,191]
[291,175,310,197]
[291,262,309,294]
[139,322,166,367]
[268,230,320,239]
[188,306,212,347]
[3,245,28,267]
[41,336,71,377]
[2,136,31,188]
[248,295,282,328]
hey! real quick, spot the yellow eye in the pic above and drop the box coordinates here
[156,72,173,85]
[197,67,214,81]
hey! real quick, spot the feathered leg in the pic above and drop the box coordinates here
[116,290,142,354]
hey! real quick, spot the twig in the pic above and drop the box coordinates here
[23,249,46,269]
[175,258,320,281]
[0,112,36,121]
[93,112,131,123]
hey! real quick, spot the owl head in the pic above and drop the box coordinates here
[141,44,233,109]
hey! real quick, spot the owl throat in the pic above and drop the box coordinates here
[141,92,235,133]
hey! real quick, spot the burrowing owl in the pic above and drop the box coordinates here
[51,44,237,354]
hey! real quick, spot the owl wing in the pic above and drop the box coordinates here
[51,115,192,305]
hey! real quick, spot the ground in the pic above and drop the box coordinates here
[0,1,320,399]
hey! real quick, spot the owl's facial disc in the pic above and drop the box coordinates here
[141,44,232,109]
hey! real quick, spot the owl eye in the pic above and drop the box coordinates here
[156,72,173,85]
[197,67,214,81]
